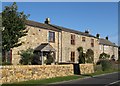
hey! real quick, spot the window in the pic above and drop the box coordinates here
[82,37,86,42]
[2,50,12,64]
[49,31,55,42]
[71,34,75,45]
[104,46,108,51]
[91,39,94,47]
[71,51,75,62]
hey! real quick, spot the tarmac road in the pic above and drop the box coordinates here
[48,72,120,86]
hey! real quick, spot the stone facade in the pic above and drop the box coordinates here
[61,31,100,63]
[99,44,118,60]
[9,19,118,65]
[11,25,100,65]
[12,25,60,64]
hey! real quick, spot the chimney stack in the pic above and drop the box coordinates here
[96,33,100,38]
[45,18,50,24]
[85,30,89,34]
[106,36,108,40]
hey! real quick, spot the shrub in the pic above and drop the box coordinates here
[77,47,85,64]
[94,64,102,72]
[2,62,12,65]
[86,49,94,63]
[19,48,34,65]
[31,54,41,65]
[44,53,54,65]
[99,52,110,60]
[100,60,113,71]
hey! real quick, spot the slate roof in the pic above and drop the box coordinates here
[25,20,59,31]
[99,38,118,47]
[34,43,56,52]
[26,20,96,38]
[49,24,96,37]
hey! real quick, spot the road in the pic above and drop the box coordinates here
[48,72,120,86]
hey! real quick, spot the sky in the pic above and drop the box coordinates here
[2,2,118,45]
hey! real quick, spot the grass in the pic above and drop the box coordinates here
[82,68,119,77]
[2,75,85,86]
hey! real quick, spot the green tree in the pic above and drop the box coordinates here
[2,2,29,51]
[86,49,94,63]
[19,48,34,65]
[0,14,2,65]
[77,47,85,64]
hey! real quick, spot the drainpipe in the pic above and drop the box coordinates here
[58,31,59,63]
[41,52,44,65]
[103,45,104,53]
[61,31,62,62]
[113,46,115,56]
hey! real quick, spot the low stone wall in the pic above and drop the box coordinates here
[80,64,94,74]
[0,65,73,84]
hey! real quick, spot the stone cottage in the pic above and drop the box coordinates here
[3,18,118,65]
[98,36,118,60]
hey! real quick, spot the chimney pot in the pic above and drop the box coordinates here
[106,36,108,40]
[96,33,100,38]
[45,18,50,24]
[85,30,89,34]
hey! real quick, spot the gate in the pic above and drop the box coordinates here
[73,63,80,75]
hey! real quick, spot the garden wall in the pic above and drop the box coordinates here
[0,64,95,84]
[0,64,74,84]
[79,64,94,74]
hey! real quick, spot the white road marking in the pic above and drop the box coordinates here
[105,80,120,86]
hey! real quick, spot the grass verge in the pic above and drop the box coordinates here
[82,69,119,77]
[1,75,85,86]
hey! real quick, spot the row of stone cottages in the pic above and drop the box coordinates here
[2,18,118,65]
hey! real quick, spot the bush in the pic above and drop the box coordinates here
[44,53,54,65]
[86,49,94,63]
[94,64,102,72]
[77,47,85,64]
[19,48,34,65]
[31,54,41,65]
[2,62,12,65]
[100,60,113,71]
[99,53,110,60]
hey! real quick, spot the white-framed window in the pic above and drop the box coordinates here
[48,31,55,42]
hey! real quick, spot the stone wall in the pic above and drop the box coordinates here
[0,64,95,84]
[79,64,94,74]
[0,65,74,84]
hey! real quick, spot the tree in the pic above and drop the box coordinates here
[2,2,29,51]
[19,48,34,65]
[0,14,1,65]
[86,49,94,63]
[77,47,85,64]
